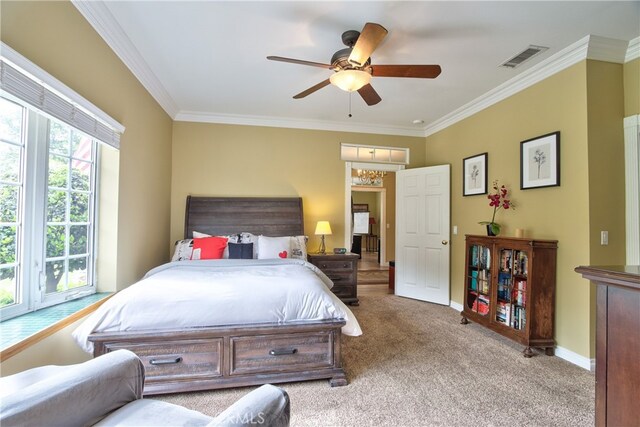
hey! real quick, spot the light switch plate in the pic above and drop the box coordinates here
[601,231,608,245]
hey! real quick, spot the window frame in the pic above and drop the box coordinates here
[0,96,99,320]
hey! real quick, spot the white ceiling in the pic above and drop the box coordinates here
[74,1,640,137]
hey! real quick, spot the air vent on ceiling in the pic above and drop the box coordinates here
[500,45,548,68]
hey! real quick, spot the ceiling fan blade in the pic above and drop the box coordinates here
[267,56,333,69]
[348,23,388,67]
[357,83,382,106]
[293,79,332,99]
[371,64,442,79]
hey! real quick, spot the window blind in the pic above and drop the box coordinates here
[0,43,124,149]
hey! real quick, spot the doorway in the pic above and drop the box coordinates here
[345,162,404,287]
[351,185,386,270]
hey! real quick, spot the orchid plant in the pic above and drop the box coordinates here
[479,180,514,236]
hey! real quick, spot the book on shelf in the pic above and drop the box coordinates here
[480,247,491,270]
[470,270,478,290]
[477,294,490,315]
[500,250,512,272]
[512,306,527,330]
[471,245,479,267]
[498,271,512,286]
[496,301,512,325]
[513,251,528,276]
[497,285,511,302]
[471,294,490,312]
[513,279,527,306]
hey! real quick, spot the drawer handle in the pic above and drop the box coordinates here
[329,276,344,281]
[269,348,298,356]
[343,264,349,268]
[149,357,183,365]
[321,264,327,269]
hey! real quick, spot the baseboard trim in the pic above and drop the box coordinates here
[554,346,595,371]
[448,302,594,371]
[449,300,463,312]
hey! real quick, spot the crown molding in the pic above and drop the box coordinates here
[175,111,426,137]
[626,37,640,62]
[424,35,631,137]
[587,35,629,63]
[71,0,179,118]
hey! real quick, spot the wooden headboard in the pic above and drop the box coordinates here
[184,196,304,239]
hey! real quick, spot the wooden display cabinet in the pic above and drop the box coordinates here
[461,235,557,357]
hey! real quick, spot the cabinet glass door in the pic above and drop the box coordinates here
[496,247,528,330]
[466,244,491,316]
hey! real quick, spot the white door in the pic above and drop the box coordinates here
[395,165,450,305]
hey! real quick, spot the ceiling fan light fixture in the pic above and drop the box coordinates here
[329,69,371,92]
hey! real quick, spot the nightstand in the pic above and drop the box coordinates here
[307,252,359,306]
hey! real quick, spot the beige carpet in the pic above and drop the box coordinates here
[156,294,594,426]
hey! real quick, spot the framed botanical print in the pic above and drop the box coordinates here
[463,152,488,196]
[520,131,560,189]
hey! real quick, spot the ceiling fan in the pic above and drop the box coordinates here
[267,22,441,106]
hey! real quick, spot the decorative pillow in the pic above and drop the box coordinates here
[228,242,254,259]
[171,239,194,261]
[193,231,240,258]
[257,235,291,259]
[238,232,259,258]
[290,235,308,260]
[191,236,228,260]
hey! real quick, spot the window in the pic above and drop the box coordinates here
[0,98,24,310]
[340,143,410,165]
[0,44,123,320]
[0,95,98,319]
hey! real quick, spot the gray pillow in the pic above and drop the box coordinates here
[228,242,254,259]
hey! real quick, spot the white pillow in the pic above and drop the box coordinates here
[257,235,292,259]
[290,235,308,260]
[171,239,193,261]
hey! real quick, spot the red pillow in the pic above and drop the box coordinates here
[191,236,228,260]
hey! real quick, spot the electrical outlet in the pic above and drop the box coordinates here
[601,231,608,245]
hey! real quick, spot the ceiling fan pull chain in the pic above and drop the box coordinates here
[348,92,353,118]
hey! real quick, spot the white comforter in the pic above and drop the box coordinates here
[73,259,362,353]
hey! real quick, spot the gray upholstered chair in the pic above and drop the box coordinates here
[0,349,290,427]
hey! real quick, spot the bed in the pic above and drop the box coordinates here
[77,196,360,395]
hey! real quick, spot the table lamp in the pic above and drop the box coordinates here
[315,221,332,255]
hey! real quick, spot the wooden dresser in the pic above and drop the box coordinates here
[308,252,359,305]
[575,265,640,427]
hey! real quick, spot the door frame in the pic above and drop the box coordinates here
[344,161,405,266]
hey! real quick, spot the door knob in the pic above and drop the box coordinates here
[442,240,448,245]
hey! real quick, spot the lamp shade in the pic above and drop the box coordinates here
[329,70,371,92]
[314,221,332,235]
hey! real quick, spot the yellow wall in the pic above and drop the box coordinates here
[425,62,623,358]
[170,122,425,252]
[624,58,640,116]
[586,60,626,266]
[1,1,172,371]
